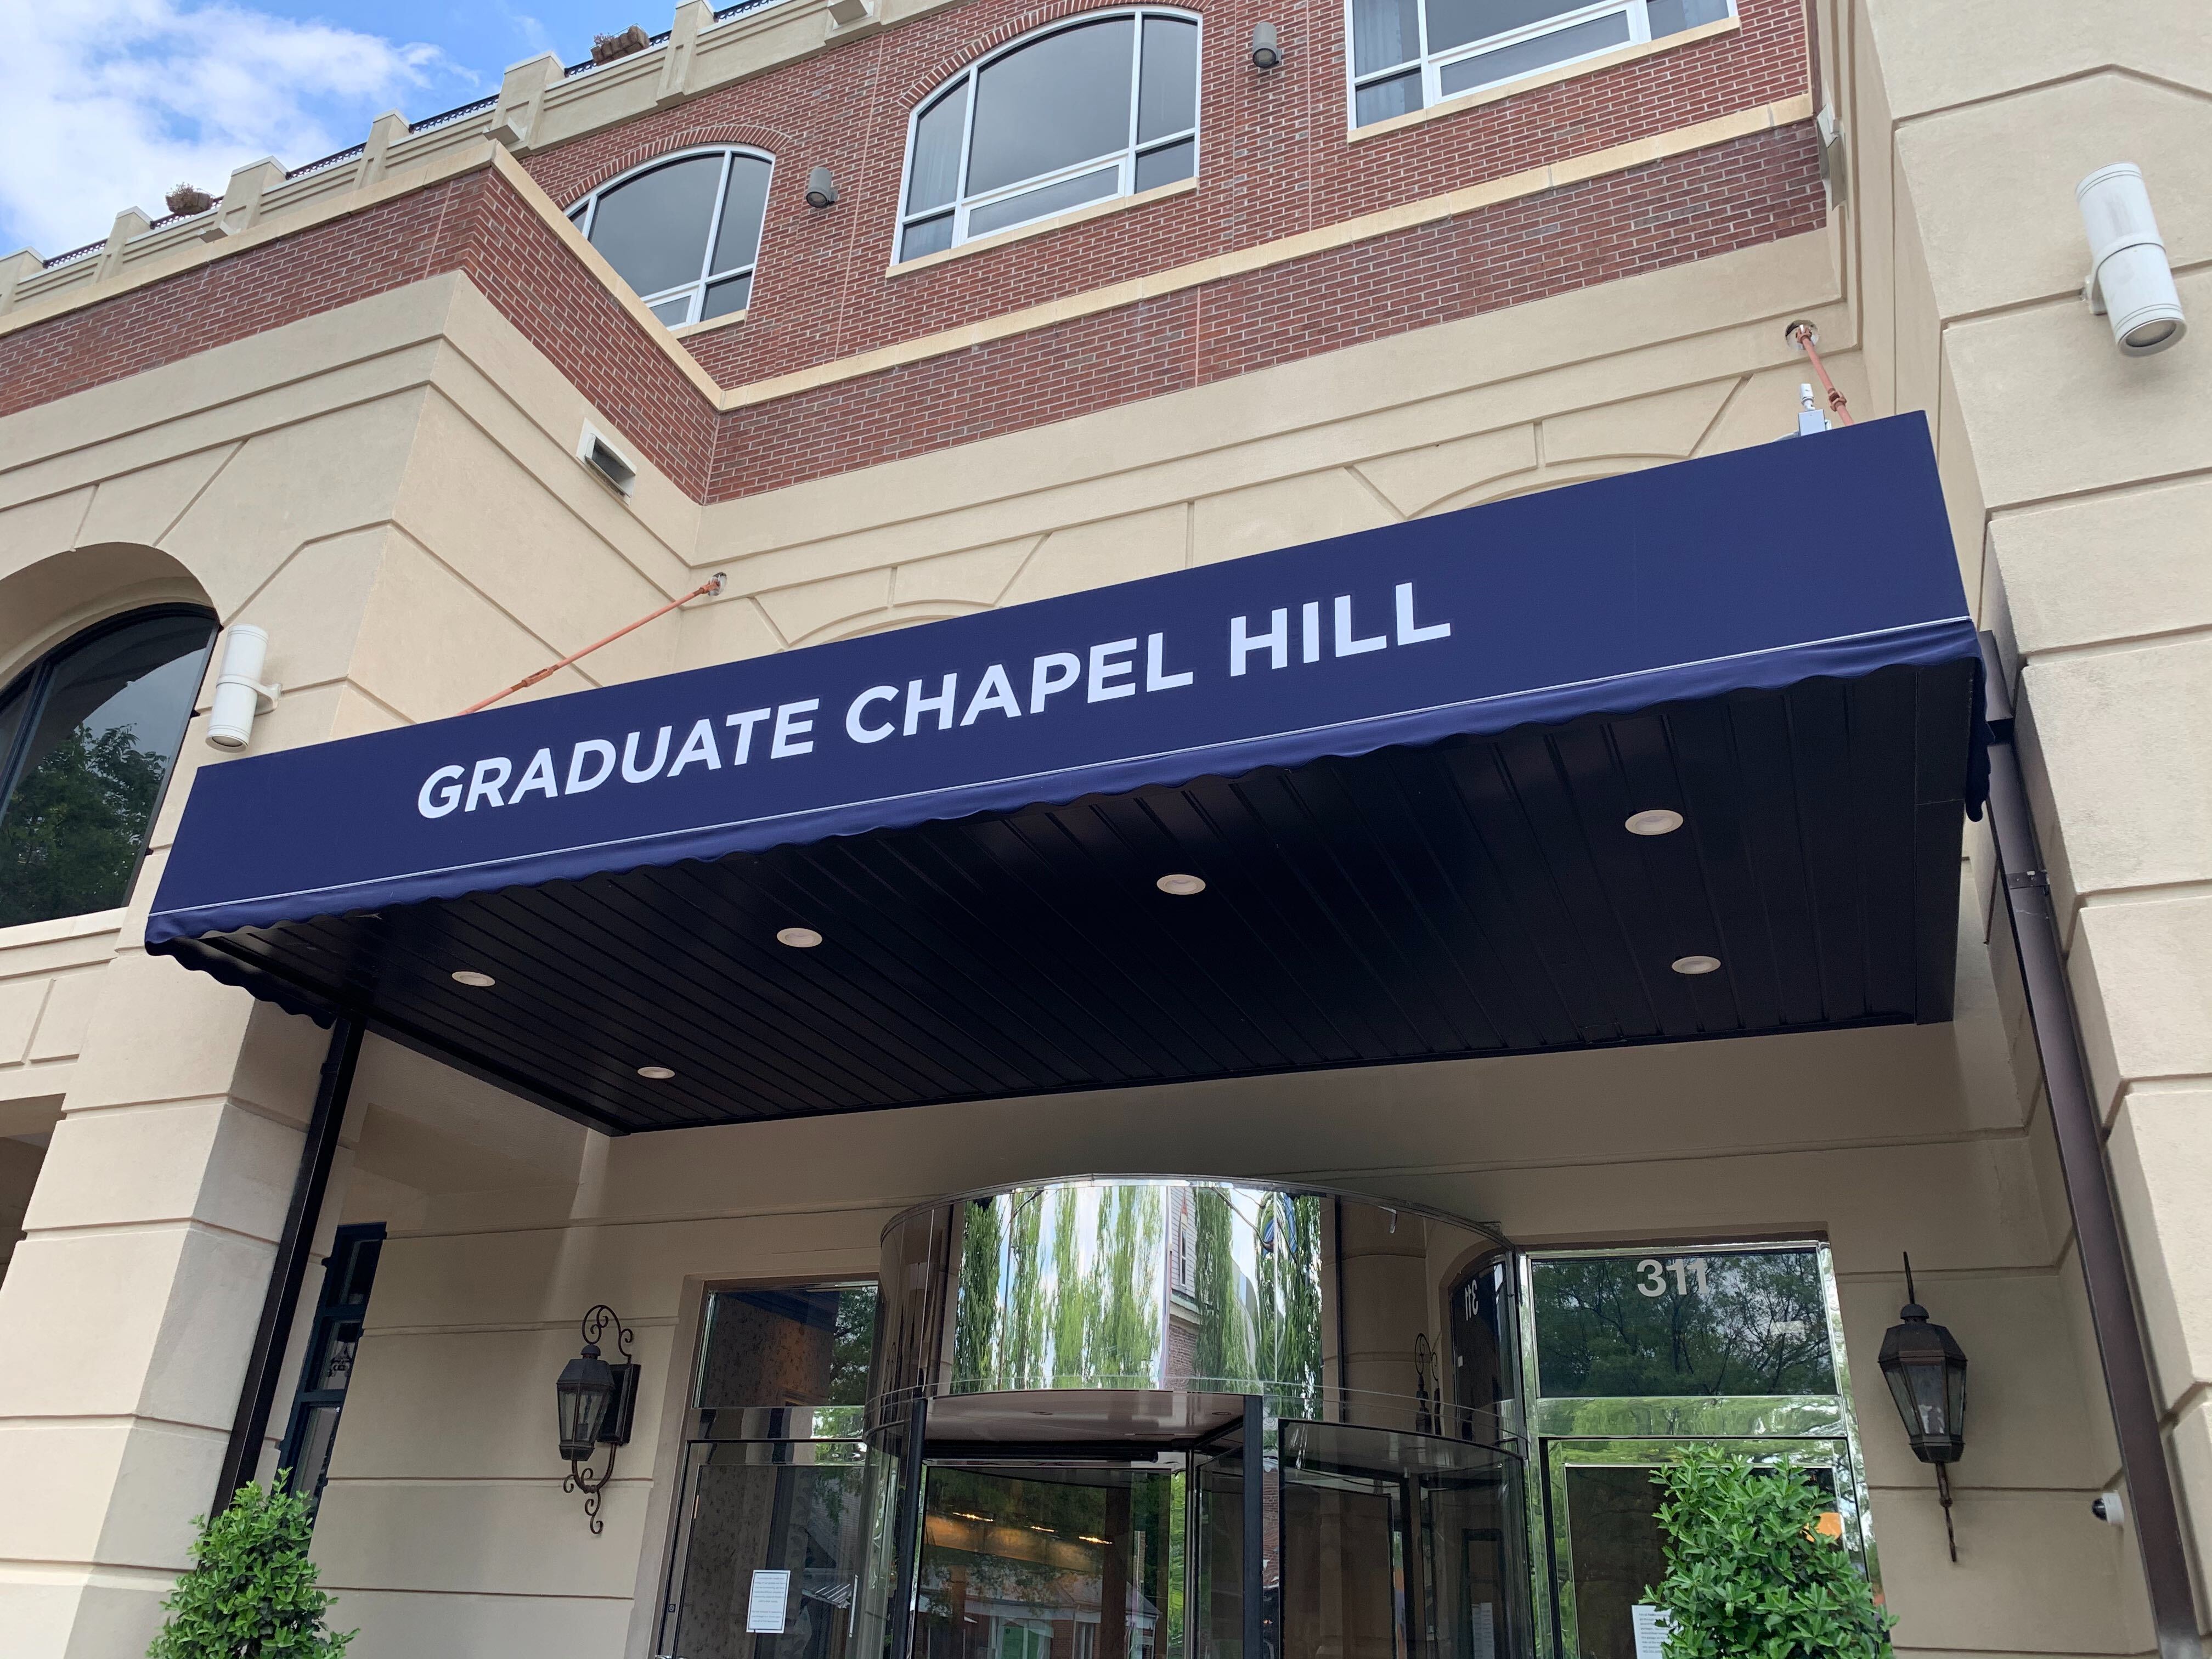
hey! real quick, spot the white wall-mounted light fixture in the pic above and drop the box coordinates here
[2078,163,2187,357]
[577,424,637,495]
[1250,22,1282,67]
[205,624,281,749]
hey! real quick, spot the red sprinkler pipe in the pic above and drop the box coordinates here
[1786,321,1854,425]
[460,572,726,714]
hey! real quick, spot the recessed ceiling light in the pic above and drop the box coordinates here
[1156,873,1206,896]
[637,1065,676,1080]
[1672,954,1722,976]
[451,969,496,988]
[1626,809,1684,837]
[777,926,823,949]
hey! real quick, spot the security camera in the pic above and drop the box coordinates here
[2092,1492,2126,1526]
[2078,163,2186,356]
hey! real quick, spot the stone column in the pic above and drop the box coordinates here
[1860,0,2211,1639]
[0,952,336,1657]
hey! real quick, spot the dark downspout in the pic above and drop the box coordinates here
[211,1012,364,1516]
[1980,636,2204,1659]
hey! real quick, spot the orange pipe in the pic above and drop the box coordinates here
[1788,323,1854,425]
[460,573,726,715]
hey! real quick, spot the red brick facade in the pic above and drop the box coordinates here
[523,0,1809,389]
[0,0,1820,505]
[708,122,1824,498]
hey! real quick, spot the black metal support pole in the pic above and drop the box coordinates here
[1980,636,2203,1659]
[887,1391,929,1659]
[1242,1396,1265,1659]
[211,1012,363,1517]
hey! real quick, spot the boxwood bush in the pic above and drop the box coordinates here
[1648,1444,1894,1659]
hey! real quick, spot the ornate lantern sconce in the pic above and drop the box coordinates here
[1877,1255,1969,1561]
[556,1305,641,1534]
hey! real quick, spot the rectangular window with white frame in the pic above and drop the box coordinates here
[1345,0,1735,129]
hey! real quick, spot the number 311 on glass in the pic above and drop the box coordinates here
[1636,1257,1710,1297]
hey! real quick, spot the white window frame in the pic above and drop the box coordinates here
[1344,0,1735,128]
[894,8,1200,263]
[567,145,776,327]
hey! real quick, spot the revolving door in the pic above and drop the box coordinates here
[656,1180,1529,1659]
[867,1180,1531,1659]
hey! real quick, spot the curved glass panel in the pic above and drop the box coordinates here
[576,148,776,326]
[0,609,216,929]
[907,84,970,214]
[1137,17,1199,143]
[587,154,724,297]
[899,12,1198,259]
[969,18,1136,196]
[713,154,775,274]
[880,1178,1515,1445]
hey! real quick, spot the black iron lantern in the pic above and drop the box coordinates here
[555,1305,640,1533]
[1877,1255,1967,1559]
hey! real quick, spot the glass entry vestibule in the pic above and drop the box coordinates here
[652,1181,1875,1659]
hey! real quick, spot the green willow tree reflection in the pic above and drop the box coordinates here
[956,1200,1005,1383]
[1190,1188,1255,1389]
[960,1188,1163,1390]
[1255,1195,1324,1416]
[0,723,167,928]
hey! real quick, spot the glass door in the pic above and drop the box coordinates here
[1541,1438,1862,1659]
[1516,1242,1878,1658]
[1278,1421,1527,1659]
[913,1457,1187,1659]
[661,1432,880,1659]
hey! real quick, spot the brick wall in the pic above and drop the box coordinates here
[0,175,485,424]
[0,0,1820,509]
[523,0,1809,389]
[704,121,1825,499]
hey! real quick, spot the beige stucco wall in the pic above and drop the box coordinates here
[1837,0,2212,1640]
[3,2,2207,1652]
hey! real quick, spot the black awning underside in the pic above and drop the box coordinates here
[162,660,1976,1133]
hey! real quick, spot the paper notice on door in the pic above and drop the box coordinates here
[1630,1604,1673,1659]
[1468,1602,1496,1659]
[747,1569,792,1633]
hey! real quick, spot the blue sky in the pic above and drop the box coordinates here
[0,0,634,255]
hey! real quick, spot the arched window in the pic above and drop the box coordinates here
[898,9,1199,262]
[1347,0,1733,127]
[568,148,775,326]
[0,607,217,929]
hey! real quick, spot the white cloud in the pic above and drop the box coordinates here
[0,0,472,255]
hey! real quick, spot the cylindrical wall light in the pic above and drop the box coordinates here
[1250,21,1282,67]
[2078,163,2187,356]
[805,166,838,208]
[205,624,281,750]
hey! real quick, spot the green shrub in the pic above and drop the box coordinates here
[148,1480,356,1658]
[1648,1444,1894,1659]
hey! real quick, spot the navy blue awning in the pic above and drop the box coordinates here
[149,415,1981,1132]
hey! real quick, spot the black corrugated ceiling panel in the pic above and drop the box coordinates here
[172,659,1975,1133]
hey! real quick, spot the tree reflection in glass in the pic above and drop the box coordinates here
[956,1184,1166,1391]
[0,611,215,929]
[1532,1250,1837,1398]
